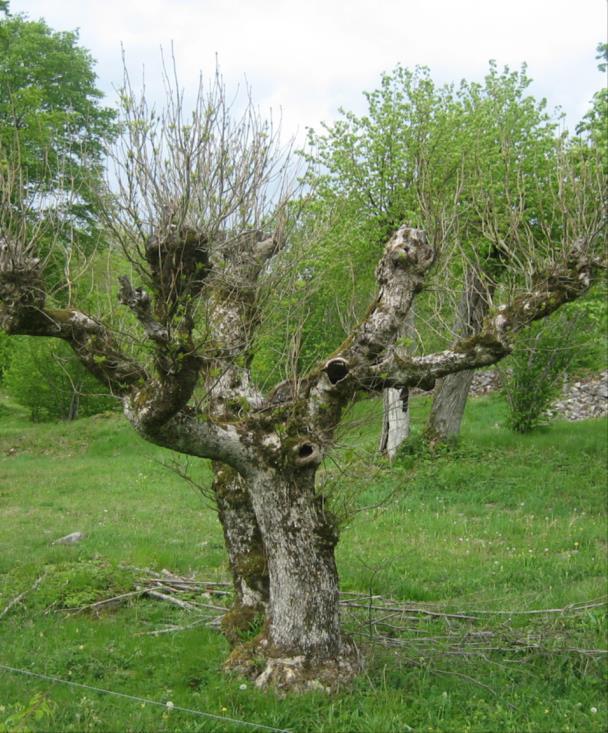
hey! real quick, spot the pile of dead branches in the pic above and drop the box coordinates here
[340,590,607,660]
[59,569,608,658]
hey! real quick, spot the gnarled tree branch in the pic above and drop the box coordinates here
[118,275,169,343]
[0,244,147,394]
[298,226,433,437]
[369,239,604,390]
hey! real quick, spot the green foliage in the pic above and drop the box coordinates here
[255,62,566,384]
[576,43,608,168]
[500,305,602,433]
[3,337,116,421]
[0,10,116,250]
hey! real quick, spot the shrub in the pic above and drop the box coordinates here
[3,337,117,421]
[501,304,603,433]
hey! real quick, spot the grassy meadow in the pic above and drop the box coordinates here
[0,389,606,732]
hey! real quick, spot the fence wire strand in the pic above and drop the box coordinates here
[0,662,291,733]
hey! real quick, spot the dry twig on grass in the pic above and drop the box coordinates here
[66,568,608,658]
[0,574,46,621]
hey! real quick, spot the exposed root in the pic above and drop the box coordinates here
[225,637,362,693]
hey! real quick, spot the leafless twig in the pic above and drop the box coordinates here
[0,574,46,621]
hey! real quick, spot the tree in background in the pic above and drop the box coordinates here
[0,3,116,250]
[3,337,115,421]
[301,63,589,451]
[301,67,451,456]
[576,42,608,169]
[1,57,604,690]
[0,3,117,418]
[424,63,560,443]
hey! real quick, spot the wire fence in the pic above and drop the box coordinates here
[0,662,291,733]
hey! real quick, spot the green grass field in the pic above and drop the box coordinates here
[0,390,606,732]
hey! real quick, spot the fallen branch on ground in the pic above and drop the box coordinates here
[0,574,46,621]
[61,568,607,661]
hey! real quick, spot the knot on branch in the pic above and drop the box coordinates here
[0,240,45,331]
[145,223,210,306]
[323,358,350,385]
[530,237,603,305]
[0,237,40,272]
[385,226,434,275]
[254,232,280,262]
[292,441,322,468]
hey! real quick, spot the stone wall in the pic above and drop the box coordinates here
[469,369,608,422]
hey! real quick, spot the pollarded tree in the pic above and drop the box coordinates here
[0,67,605,691]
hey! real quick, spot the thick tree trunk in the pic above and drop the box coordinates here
[212,464,269,644]
[227,465,358,690]
[255,471,340,657]
[426,369,476,441]
[426,267,492,443]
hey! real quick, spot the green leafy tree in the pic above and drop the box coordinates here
[0,4,117,412]
[298,62,560,349]
[0,6,116,249]
[274,63,563,448]
[256,67,454,383]
[576,42,608,167]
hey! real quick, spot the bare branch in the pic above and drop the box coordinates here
[117,275,169,343]
[0,244,148,394]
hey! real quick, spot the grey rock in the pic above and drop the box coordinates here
[53,531,85,545]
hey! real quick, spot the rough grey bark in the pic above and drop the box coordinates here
[250,468,341,654]
[222,457,358,689]
[213,465,268,642]
[427,267,493,442]
[427,370,475,440]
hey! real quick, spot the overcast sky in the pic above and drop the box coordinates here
[7,0,607,140]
